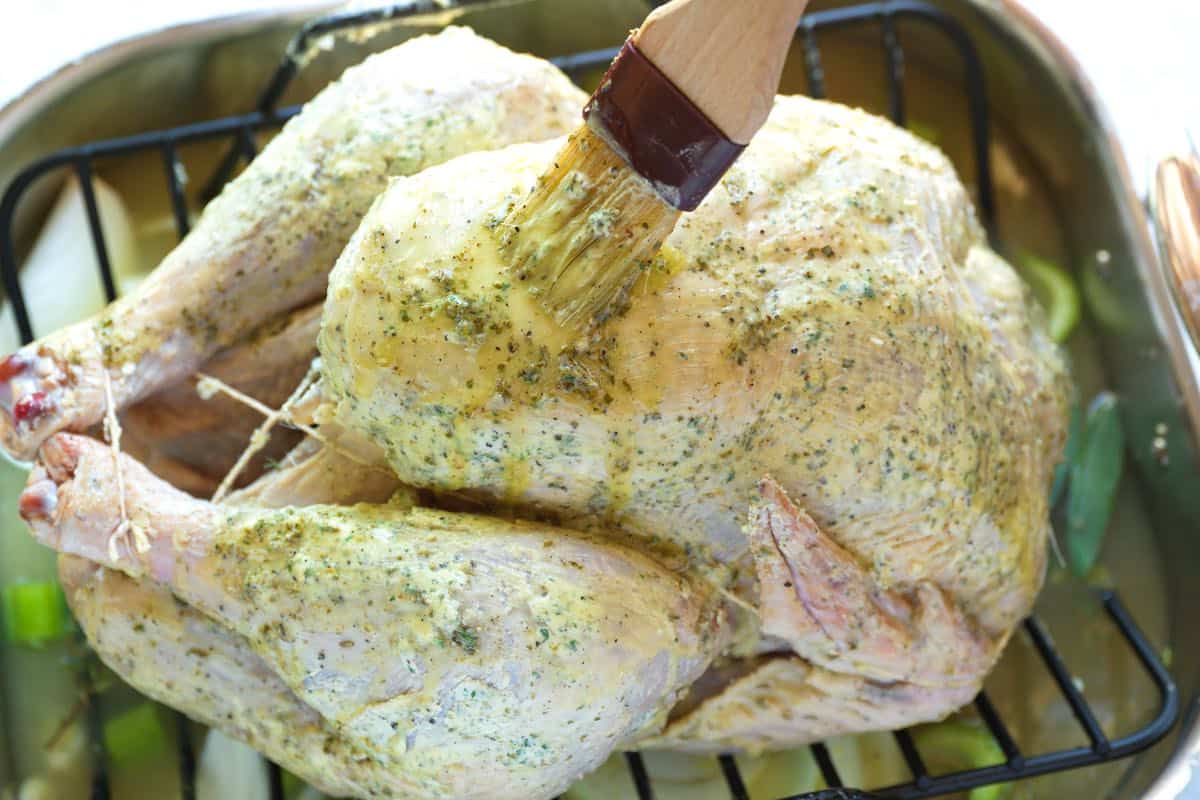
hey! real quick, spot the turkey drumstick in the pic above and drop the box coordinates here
[0,27,585,461]
[55,434,418,798]
[59,556,401,798]
[23,433,726,799]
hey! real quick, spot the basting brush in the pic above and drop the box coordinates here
[501,0,809,329]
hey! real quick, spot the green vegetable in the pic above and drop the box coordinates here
[561,754,639,800]
[2,581,70,646]
[564,748,820,800]
[283,770,330,800]
[1080,263,1134,333]
[295,786,331,800]
[103,703,167,767]
[1050,403,1083,508]
[908,121,941,146]
[1018,253,1081,342]
[911,723,1009,800]
[283,770,304,798]
[1065,392,1125,578]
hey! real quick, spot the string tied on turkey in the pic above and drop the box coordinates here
[101,368,151,561]
[196,362,385,503]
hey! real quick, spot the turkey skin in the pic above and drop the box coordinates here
[319,95,1069,656]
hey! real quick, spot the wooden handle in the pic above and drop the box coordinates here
[633,0,808,143]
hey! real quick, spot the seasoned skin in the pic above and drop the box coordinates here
[24,434,726,800]
[748,478,992,688]
[319,94,1069,645]
[58,556,401,799]
[56,434,423,798]
[14,54,1069,785]
[0,27,586,461]
[639,655,975,754]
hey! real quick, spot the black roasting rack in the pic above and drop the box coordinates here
[0,2,1180,799]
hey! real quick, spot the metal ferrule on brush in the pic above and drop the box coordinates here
[583,40,746,212]
[501,39,749,330]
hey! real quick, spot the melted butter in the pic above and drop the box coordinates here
[351,352,383,400]
[603,430,636,522]
[503,454,532,504]
[638,244,689,295]
[345,218,579,413]
[622,355,666,412]
[443,417,475,488]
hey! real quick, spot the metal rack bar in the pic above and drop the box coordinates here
[175,713,195,800]
[85,688,110,800]
[811,741,843,788]
[0,105,300,343]
[857,592,1178,799]
[549,46,621,74]
[74,159,117,303]
[237,127,258,161]
[799,23,827,99]
[719,754,751,800]
[892,730,931,788]
[973,691,1023,766]
[268,761,284,800]
[161,142,191,238]
[198,0,501,202]
[1025,616,1111,753]
[625,751,654,799]
[798,1,995,230]
[880,13,906,125]
[198,42,621,201]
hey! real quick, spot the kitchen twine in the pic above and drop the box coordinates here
[101,369,151,563]
[195,361,382,504]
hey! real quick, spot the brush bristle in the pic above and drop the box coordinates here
[499,125,679,330]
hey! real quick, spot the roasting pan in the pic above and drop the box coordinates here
[0,1,1198,798]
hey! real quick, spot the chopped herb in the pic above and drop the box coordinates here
[451,625,479,654]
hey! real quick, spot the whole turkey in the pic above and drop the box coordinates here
[11,27,1067,800]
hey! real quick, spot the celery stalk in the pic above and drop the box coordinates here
[911,723,1009,800]
[2,581,68,646]
[1018,253,1081,343]
[103,703,167,767]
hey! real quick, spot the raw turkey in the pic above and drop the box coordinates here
[31,434,723,799]
[319,94,1067,651]
[0,27,584,461]
[12,33,1068,800]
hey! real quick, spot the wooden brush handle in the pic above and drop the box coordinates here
[634,0,808,144]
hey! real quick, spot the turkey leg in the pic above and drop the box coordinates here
[23,433,726,800]
[0,28,585,461]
